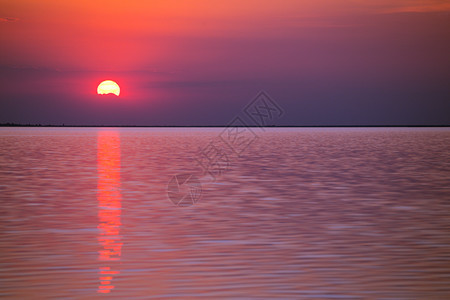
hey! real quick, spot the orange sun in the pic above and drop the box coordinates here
[97,80,120,96]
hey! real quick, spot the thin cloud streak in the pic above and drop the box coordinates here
[0,17,19,22]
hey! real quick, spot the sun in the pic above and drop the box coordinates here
[97,80,120,96]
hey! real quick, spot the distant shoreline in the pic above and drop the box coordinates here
[1,123,449,128]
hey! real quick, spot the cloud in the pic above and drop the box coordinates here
[0,17,19,22]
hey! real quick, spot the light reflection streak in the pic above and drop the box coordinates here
[97,131,122,294]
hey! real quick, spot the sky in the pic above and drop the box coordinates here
[1,0,449,126]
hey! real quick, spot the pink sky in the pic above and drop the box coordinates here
[1,0,449,125]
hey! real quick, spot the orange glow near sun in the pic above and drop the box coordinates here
[97,80,120,96]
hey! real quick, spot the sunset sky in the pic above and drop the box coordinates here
[1,0,449,125]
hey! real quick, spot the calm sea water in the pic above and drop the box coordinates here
[0,127,449,299]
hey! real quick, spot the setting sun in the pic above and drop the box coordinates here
[97,80,120,96]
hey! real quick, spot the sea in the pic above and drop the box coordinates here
[0,127,449,299]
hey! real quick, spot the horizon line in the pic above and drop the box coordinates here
[1,123,449,128]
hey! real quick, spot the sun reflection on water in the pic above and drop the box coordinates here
[97,131,122,294]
